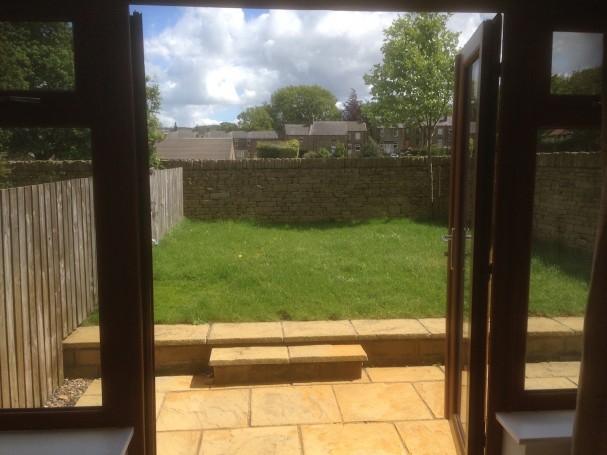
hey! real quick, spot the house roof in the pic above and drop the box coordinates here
[436,116,453,127]
[247,131,278,140]
[157,138,235,160]
[345,121,368,132]
[284,124,310,136]
[206,131,232,139]
[231,131,248,139]
[163,129,198,139]
[311,121,348,136]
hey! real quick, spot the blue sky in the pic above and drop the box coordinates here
[128,7,497,127]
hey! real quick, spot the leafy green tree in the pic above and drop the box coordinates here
[363,13,458,203]
[551,67,601,96]
[342,89,363,122]
[316,147,330,158]
[0,21,75,91]
[269,85,341,130]
[146,76,165,168]
[0,22,164,165]
[218,122,239,132]
[237,105,274,131]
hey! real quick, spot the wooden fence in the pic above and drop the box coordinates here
[0,178,97,408]
[150,167,183,241]
[0,168,183,409]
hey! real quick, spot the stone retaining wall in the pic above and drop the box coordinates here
[533,152,601,252]
[162,157,451,222]
[5,153,602,251]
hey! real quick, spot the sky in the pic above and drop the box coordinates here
[129,7,601,128]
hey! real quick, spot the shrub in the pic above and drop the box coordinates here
[317,147,330,158]
[361,138,383,157]
[334,141,346,158]
[257,139,300,158]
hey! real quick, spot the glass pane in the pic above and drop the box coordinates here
[458,57,480,435]
[524,128,600,390]
[551,32,603,95]
[0,128,101,409]
[0,22,76,91]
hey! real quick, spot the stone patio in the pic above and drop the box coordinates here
[78,366,456,454]
[74,360,581,454]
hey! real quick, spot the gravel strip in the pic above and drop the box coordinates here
[44,378,93,408]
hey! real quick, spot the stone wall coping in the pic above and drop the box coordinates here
[63,317,583,347]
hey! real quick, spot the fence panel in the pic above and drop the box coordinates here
[0,169,182,409]
[150,167,183,241]
[0,178,97,408]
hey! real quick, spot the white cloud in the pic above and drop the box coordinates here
[143,8,489,127]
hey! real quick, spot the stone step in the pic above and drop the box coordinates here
[209,344,368,385]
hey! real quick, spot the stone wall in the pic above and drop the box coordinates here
[533,152,601,252]
[5,153,601,251]
[6,160,92,187]
[162,157,451,222]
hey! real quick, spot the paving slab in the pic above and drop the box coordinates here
[207,322,283,344]
[351,319,429,339]
[210,346,289,366]
[333,382,433,422]
[525,377,577,390]
[553,317,584,333]
[281,320,357,342]
[418,318,447,337]
[366,366,444,383]
[414,381,445,419]
[395,420,457,455]
[527,317,574,335]
[525,361,581,378]
[157,389,250,431]
[155,324,209,345]
[154,375,207,392]
[250,385,341,426]
[288,344,367,363]
[63,326,100,346]
[199,426,300,455]
[301,423,407,455]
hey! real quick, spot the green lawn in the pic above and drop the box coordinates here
[142,218,590,324]
[151,218,449,323]
[84,218,592,325]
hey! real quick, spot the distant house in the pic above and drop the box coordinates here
[284,120,368,157]
[370,115,453,155]
[233,131,279,159]
[202,130,279,159]
[156,137,235,160]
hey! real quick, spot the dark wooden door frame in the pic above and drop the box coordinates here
[445,14,501,455]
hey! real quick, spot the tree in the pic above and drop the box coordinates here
[551,67,601,96]
[218,122,238,132]
[363,13,459,205]
[0,22,164,165]
[237,105,274,131]
[0,22,75,91]
[269,85,341,130]
[342,89,363,122]
[146,76,165,168]
[361,138,383,158]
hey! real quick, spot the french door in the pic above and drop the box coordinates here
[445,14,501,455]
